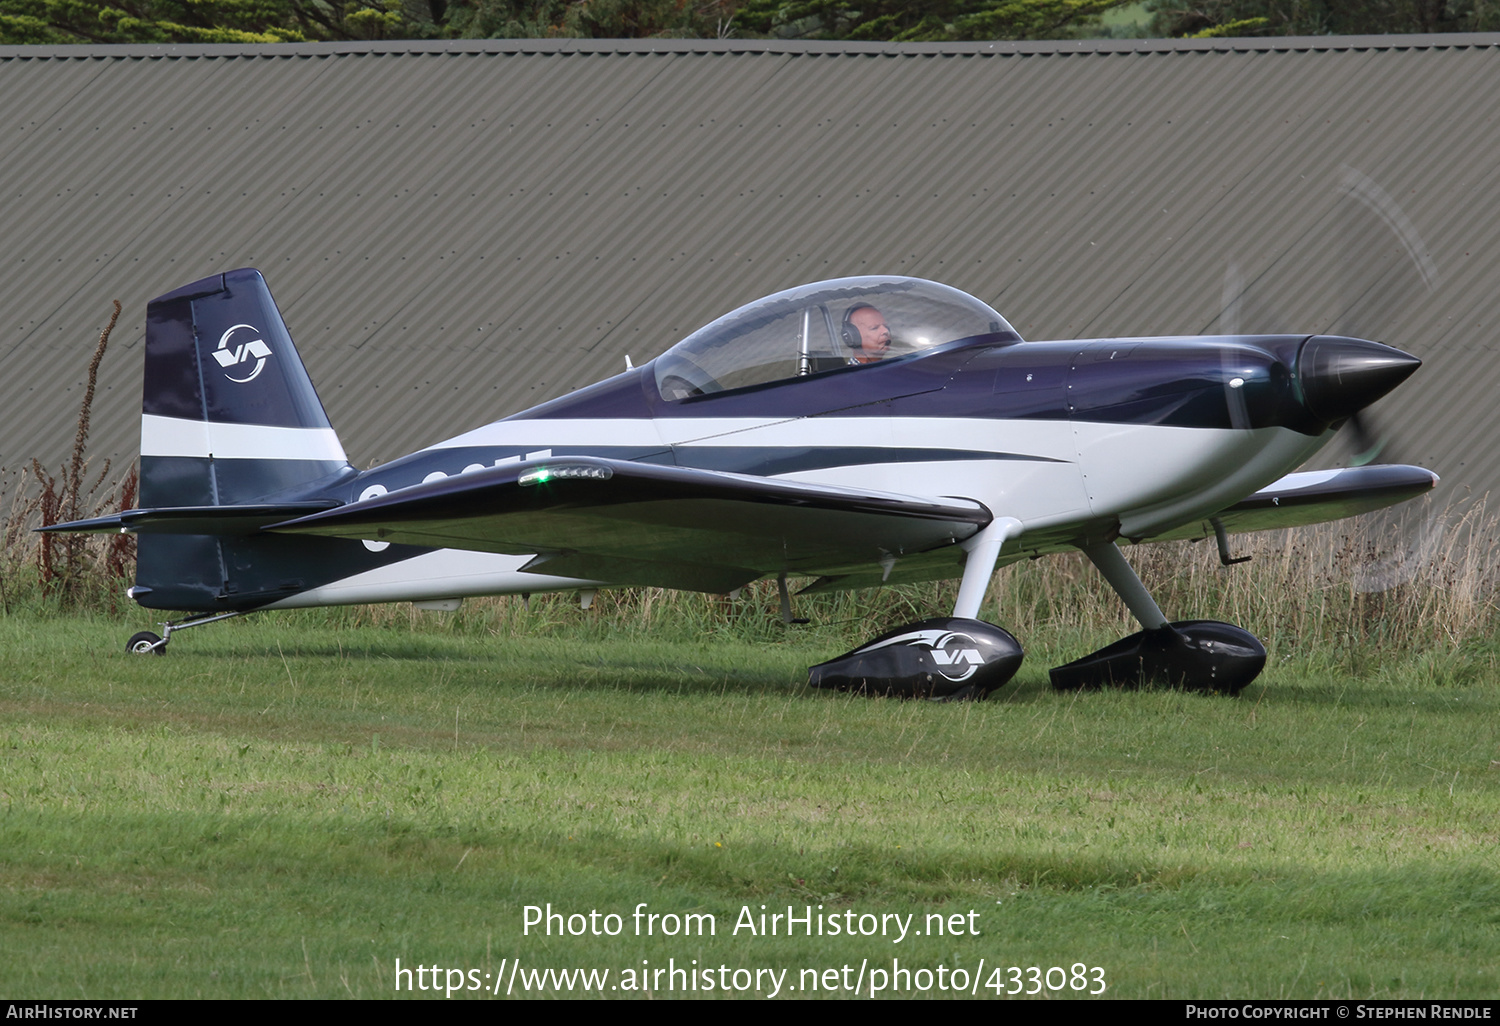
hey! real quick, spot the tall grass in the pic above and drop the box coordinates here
[990,500,1500,660]
[247,496,1499,664]
[8,490,1488,672]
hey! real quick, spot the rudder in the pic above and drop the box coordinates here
[140,267,354,507]
[135,269,359,610]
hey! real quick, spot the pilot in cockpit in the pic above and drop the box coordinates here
[842,303,891,365]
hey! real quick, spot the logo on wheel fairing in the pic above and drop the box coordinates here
[867,628,987,682]
[212,323,272,383]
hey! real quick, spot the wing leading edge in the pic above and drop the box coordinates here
[799,463,1439,594]
[1147,464,1439,542]
[269,457,993,593]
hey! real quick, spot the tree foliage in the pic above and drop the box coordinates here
[733,0,1129,41]
[6,0,1498,52]
[1145,0,1500,37]
[436,0,737,38]
[0,0,742,41]
[0,0,1128,43]
[0,0,408,44]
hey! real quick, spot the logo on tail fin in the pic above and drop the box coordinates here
[212,323,272,383]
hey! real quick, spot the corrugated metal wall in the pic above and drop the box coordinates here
[2,36,1495,501]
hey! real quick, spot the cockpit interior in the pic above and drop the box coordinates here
[653,277,1020,401]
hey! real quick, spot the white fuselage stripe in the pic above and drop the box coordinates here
[427,420,667,449]
[423,417,1069,454]
[263,418,1326,606]
[263,549,597,608]
[142,414,348,462]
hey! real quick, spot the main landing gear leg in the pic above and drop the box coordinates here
[953,517,1023,620]
[1048,541,1265,694]
[124,611,251,655]
[808,518,1026,700]
[1079,541,1168,630]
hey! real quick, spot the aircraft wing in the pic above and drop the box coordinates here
[269,456,992,593]
[1147,464,1439,542]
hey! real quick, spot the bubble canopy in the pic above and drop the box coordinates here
[653,277,1018,401]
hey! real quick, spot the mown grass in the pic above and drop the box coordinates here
[2,582,1498,999]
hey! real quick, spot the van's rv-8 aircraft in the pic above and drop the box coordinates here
[46,269,1437,698]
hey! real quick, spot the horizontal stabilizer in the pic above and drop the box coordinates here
[1149,464,1438,542]
[40,502,341,537]
[269,457,992,590]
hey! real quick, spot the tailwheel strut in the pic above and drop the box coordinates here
[124,610,251,655]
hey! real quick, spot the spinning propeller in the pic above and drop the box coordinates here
[1328,166,1439,465]
[1213,166,1442,591]
[1218,166,1438,462]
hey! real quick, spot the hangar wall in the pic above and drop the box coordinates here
[1,36,1495,501]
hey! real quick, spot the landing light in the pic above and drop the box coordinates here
[519,464,613,486]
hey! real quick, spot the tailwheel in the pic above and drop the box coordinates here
[126,631,166,655]
[121,610,249,655]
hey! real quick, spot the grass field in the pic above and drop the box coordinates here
[2,584,1497,1000]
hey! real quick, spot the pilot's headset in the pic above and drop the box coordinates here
[841,303,877,349]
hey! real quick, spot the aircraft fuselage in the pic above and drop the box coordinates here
[262,333,1338,609]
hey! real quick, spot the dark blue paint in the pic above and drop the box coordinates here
[504,368,657,421]
[1065,338,1322,434]
[135,531,433,611]
[671,446,1061,476]
[142,295,206,423]
[143,268,337,430]
[142,455,355,508]
[507,332,1327,435]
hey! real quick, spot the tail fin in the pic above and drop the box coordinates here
[140,268,354,508]
[135,269,359,610]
